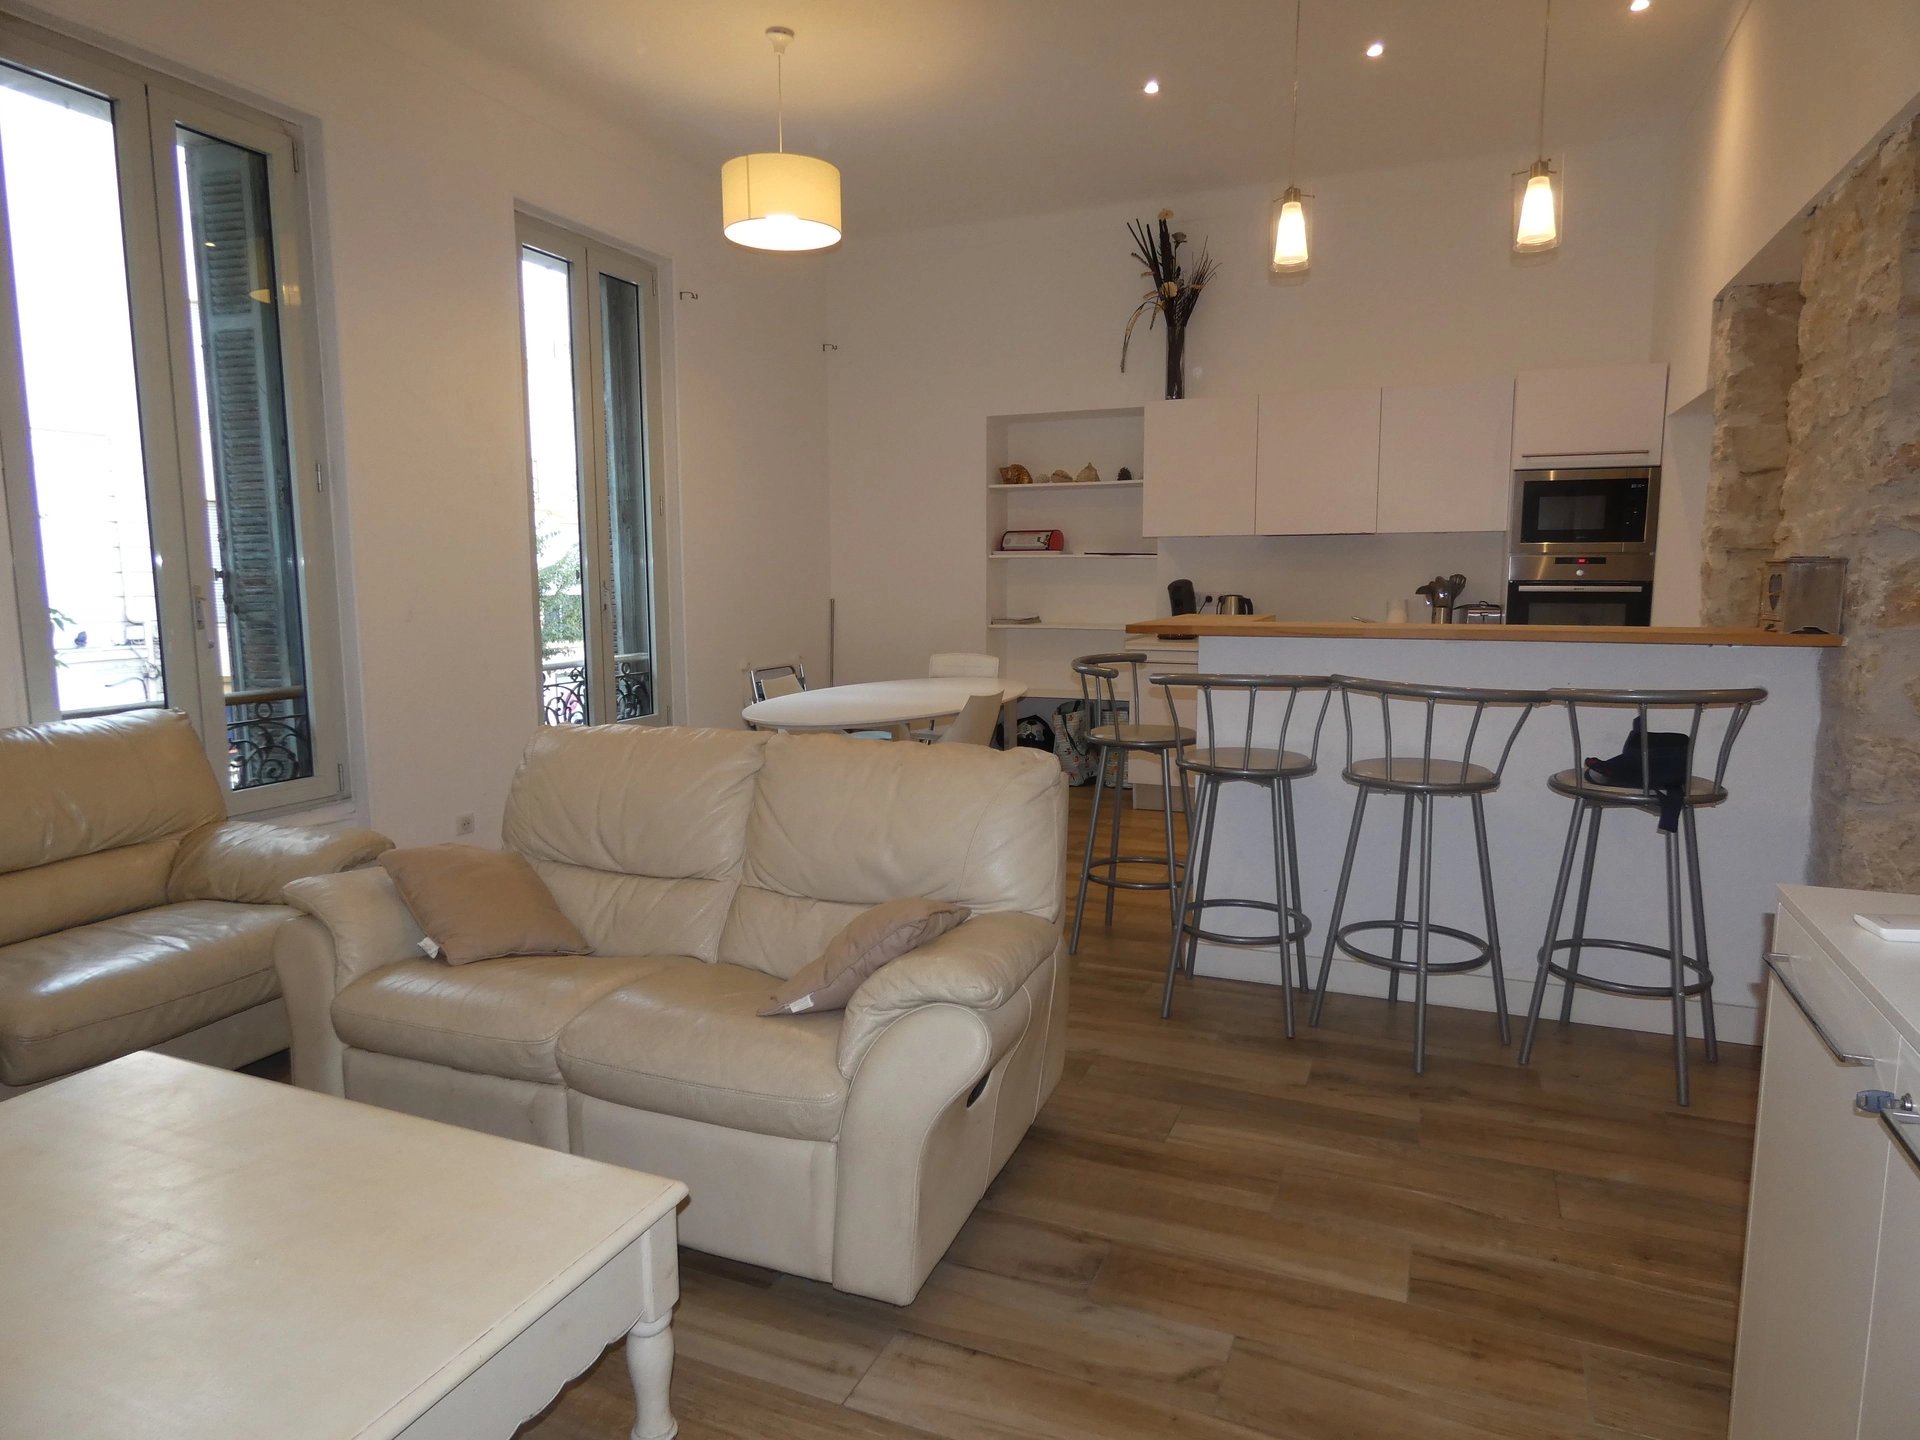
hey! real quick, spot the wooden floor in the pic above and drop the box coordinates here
[521,786,1758,1440]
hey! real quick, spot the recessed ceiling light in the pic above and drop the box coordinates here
[1143,78,1160,94]
[1629,0,1651,10]
[1365,39,1385,58]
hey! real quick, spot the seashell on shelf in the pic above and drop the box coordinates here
[998,463,1032,485]
[1048,468,1073,484]
[1116,466,1133,482]
[1074,462,1099,484]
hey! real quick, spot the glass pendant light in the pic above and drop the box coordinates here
[721,27,843,252]
[1270,1,1312,274]
[1513,0,1561,253]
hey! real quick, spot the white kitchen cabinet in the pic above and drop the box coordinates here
[1857,1037,1920,1440]
[1255,386,1380,535]
[1731,889,1920,1440]
[1142,397,1257,537]
[1377,378,1514,533]
[1511,362,1669,467]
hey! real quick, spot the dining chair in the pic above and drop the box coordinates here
[748,662,806,703]
[935,692,1000,747]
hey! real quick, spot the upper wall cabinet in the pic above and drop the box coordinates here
[1142,397,1257,537]
[1511,363,1670,467]
[1256,387,1381,536]
[1377,378,1514,534]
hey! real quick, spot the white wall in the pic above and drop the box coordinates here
[1654,0,1920,408]
[8,0,831,844]
[826,134,1666,684]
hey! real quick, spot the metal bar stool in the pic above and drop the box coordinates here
[1518,687,1766,1106]
[1309,675,1544,1073]
[1155,673,1333,1038]
[1067,653,1194,953]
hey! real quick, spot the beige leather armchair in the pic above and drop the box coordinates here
[277,724,1068,1304]
[0,709,391,1094]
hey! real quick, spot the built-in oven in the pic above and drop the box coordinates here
[1506,554,1654,627]
[1510,465,1659,554]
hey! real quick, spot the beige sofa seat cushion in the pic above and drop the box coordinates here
[559,958,847,1142]
[0,900,286,1086]
[0,840,180,949]
[503,725,768,962]
[332,954,672,1085]
[723,733,1067,979]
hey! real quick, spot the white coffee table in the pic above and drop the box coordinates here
[742,676,1030,746]
[0,1053,687,1440]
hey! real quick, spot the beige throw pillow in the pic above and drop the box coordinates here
[760,898,971,1016]
[379,845,590,965]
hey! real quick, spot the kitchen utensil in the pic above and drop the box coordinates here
[1215,594,1256,615]
[1167,579,1197,616]
[1415,573,1467,623]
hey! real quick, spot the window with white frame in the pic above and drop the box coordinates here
[515,215,669,727]
[0,17,344,810]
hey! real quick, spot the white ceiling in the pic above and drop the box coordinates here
[395,0,1742,233]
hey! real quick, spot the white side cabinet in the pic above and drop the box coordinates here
[1142,397,1256,537]
[1377,378,1514,533]
[1255,386,1380,536]
[1511,362,1668,467]
[1731,887,1920,1440]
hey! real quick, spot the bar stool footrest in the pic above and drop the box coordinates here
[1333,919,1493,976]
[1084,854,1184,893]
[1177,897,1312,950]
[1538,937,1712,999]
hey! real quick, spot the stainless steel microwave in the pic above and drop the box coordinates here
[1509,465,1659,555]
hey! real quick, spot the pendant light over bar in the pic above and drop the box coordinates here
[1513,0,1561,253]
[722,26,843,252]
[1269,0,1311,274]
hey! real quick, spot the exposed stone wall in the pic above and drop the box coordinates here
[1700,284,1801,626]
[1779,116,1920,887]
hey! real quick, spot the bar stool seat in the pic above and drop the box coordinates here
[1086,721,1189,748]
[1545,769,1729,807]
[1347,756,1498,793]
[1185,746,1314,778]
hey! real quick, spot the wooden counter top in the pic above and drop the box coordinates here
[1124,617,1842,647]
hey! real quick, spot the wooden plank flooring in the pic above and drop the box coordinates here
[520,786,1755,1440]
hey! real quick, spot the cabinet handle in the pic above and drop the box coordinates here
[1857,1090,1920,1172]
[1764,953,1874,1066]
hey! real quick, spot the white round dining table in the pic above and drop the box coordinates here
[742,677,1030,745]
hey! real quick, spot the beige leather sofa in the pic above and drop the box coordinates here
[0,709,392,1096]
[276,724,1069,1304]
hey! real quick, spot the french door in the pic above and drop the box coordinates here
[515,215,669,726]
[0,16,343,808]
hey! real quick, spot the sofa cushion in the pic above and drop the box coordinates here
[760,898,972,1017]
[0,709,222,878]
[378,844,589,964]
[332,954,673,1084]
[502,725,768,962]
[0,900,286,1086]
[0,839,180,949]
[722,733,1066,978]
[559,957,847,1142]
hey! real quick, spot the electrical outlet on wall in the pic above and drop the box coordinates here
[454,813,475,837]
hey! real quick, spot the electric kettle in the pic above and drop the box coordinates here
[1215,594,1256,615]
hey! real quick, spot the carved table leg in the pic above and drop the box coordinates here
[625,1313,676,1440]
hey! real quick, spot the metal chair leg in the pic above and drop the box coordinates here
[1413,793,1435,1075]
[1069,744,1110,954]
[1311,786,1371,1027]
[1103,745,1125,925]
[1183,776,1222,980]
[1683,806,1720,1063]
[1160,773,1205,1020]
[1280,778,1310,994]
[1664,826,1691,1107]
[1470,793,1511,1046]
[1520,800,1586,1066]
[1267,778,1295,1039]
[1158,748,1181,941]
[1387,793,1415,1006]
[1558,804,1604,1026]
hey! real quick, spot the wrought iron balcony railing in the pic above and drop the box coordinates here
[226,685,311,790]
[541,653,654,726]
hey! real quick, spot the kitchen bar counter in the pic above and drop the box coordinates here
[1143,624,1829,1048]
[1126,617,1841,646]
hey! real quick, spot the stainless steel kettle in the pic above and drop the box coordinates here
[1215,594,1256,615]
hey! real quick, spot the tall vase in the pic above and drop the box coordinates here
[1163,316,1186,400]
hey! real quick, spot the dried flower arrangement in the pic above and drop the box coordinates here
[1121,210,1219,400]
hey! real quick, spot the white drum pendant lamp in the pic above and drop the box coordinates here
[722,26,842,252]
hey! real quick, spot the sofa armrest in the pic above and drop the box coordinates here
[168,819,392,905]
[281,867,426,987]
[837,910,1058,1077]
